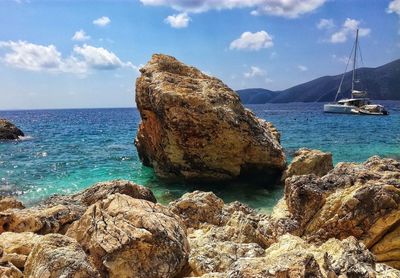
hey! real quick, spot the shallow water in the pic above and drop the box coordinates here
[1,101,399,212]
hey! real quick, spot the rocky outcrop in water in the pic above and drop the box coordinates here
[0,157,399,277]
[0,119,24,140]
[134,54,286,181]
[283,148,333,179]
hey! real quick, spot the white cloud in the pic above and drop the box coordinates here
[73,44,131,70]
[140,0,327,18]
[297,65,308,71]
[230,31,273,51]
[317,18,334,29]
[93,16,111,27]
[164,12,190,28]
[329,18,370,43]
[244,66,265,78]
[72,30,90,41]
[387,0,400,15]
[331,54,351,65]
[0,40,134,75]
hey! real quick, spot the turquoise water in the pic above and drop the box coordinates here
[1,101,399,212]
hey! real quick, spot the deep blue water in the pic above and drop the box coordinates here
[1,101,399,212]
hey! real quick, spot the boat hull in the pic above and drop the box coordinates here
[324,104,357,114]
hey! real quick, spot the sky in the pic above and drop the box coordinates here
[0,0,399,110]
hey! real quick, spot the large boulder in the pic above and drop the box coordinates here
[135,54,286,181]
[24,234,99,278]
[0,119,24,140]
[283,148,333,180]
[66,193,189,278]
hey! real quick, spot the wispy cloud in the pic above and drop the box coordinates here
[230,31,273,51]
[0,40,134,75]
[387,0,400,35]
[164,13,190,28]
[297,65,308,71]
[93,16,111,27]
[244,66,265,78]
[317,18,334,30]
[72,30,90,41]
[140,0,327,18]
[329,18,370,43]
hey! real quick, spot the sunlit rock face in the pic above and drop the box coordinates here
[135,54,286,182]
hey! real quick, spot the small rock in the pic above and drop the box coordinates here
[283,148,333,180]
[0,197,24,212]
[0,262,23,278]
[0,119,24,140]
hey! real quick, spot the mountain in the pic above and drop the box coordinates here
[237,59,400,103]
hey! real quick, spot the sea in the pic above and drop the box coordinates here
[1,101,399,212]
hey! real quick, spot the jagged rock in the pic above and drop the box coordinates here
[0,232,41,268]
[0,119,24,140]
[0,197,24,212]
[0,203,84,234]
[0,262,23,278]
[66,193,189,278]
[224,235,378,277]
[169,191,226,229]
[283,148,333,180]
[0,180,156,235]
[376,263,400,277]
[188,226,265,276]
[135,54,286,181]
[44,179,156,206]
[283,156,400,268]
[24,233,99,278]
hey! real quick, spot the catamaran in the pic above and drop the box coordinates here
[324,29,388,115]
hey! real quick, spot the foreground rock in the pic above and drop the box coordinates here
[0,119,24,140]
[0,180,155,235]
[66,193,189,278]
[0,232,41,268]
[135,54,286,181]
[283,148,333,179]
[24,234,99,278]
[284,156,400,268]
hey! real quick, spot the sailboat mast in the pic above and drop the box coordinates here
[351,29,359,94]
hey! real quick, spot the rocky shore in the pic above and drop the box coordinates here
[0,55,398,277]
[0,154,399,277]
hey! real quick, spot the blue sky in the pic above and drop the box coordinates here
[0,0,399,109]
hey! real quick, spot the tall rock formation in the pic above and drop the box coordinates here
[135,54,286,181]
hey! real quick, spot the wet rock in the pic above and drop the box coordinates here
[135,54,286,181]
[0,197,24,212]
[66,193,189,278]
[24,233,99,278]
[0,232,41,268]
[0,119,24,140]
[283,148,333,180]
